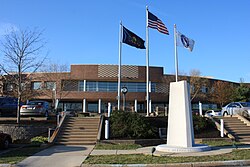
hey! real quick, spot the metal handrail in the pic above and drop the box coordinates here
[97,115,104,141]
[48,112,66,143]
[209,116,235,140]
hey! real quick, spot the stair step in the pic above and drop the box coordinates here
[56,141,96,145]
[59,134,97,138]
[57,138,96,142]
[61,131,98,135]
[63,124,98,127]
[237,139,250,142]
[218,116,250,142]
[56,116,100,145]
[62,128,98,131]
[225,127,248,130]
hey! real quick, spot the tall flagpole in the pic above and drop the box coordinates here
[146,6,150,116]
[118,21,122,110]
[174,24,178,82]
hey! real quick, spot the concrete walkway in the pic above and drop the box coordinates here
[1,144,250,167]
[90,144,250,157]
[15,145,94,167]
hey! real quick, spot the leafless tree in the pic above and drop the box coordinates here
[0,28,47,123]
[189,69,209,102]
[39,63,70,110]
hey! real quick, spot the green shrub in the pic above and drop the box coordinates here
[31,136,48,144]
[193,115,215,134]
[109,111,157,139]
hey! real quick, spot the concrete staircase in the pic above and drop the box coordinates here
[56,117,100,145]
[217,116,250,142]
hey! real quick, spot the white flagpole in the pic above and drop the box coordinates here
[146,6,150,116]
[118,21,122,110]
[174,24,178,82]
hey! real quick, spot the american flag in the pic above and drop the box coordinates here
[148,11,169,35]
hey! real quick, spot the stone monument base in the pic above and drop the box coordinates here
[156,144,211,153]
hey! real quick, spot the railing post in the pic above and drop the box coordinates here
[105,102,111,139]
[199,101,203,116]
[57,114,60,126]
[48,127,51,142]
[220,119,224,137]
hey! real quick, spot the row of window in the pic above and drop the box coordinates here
[62,81,156,93]
[32,81,56,90]
[31,80,156,93]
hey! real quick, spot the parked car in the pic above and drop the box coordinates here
[20,101,50,117]
[0,131,12,149]
[221,102,250,117]
[0,96,19,117]
[205,110,222,117]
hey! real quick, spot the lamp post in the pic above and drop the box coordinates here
[52,88,57,110]
[121,86,128,111]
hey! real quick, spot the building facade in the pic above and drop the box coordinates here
[1,64,240,114]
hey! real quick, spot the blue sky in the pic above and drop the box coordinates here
[0,0,250,83]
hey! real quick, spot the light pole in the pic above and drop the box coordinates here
[52,88,57,110]
[121,86,128,111]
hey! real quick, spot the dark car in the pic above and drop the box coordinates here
[0,131,12,149]
[0,96,19,117]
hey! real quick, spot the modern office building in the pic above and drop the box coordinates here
[0,64,239,114]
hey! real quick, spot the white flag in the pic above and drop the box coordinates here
[177,31,195,52]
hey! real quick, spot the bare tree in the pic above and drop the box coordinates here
[188,69,209,102]
[39,63,70,110]
[0,28,47,123]
[0,74,3,96]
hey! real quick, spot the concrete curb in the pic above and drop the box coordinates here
[82,159,250,167]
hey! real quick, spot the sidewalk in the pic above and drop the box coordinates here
[15,145,94,167]
[1,144,250,167]
[86,144,250,167]
[91,144,250,157]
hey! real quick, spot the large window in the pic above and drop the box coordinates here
[86,81,98,92]
[45,81,56,90]
[32,82,42,90]
[79,81,85,91]
[85,81,155,93]
[62,80,157,93]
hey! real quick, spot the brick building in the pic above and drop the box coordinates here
[1,64,238,114]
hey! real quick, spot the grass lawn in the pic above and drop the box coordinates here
[84,149,250,164]
[0,146,43,164]
[202,140,242,147]
[95,143,142,150]
[84,140,250,164]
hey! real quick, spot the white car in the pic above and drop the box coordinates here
[20,101,50,117]
[205,110,222,117]
[221,102,250,117]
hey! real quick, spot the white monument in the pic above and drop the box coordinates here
[156,81,210,152]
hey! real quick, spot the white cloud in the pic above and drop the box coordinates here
[0,22,19,36]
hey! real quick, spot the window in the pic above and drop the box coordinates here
[61,80,78,91]
[86,81,97,92]
[65,80,158,93]
[201,86,208,93]
[45,82,56,90]
[6,83,13,91]
[32,82,42,90]
[79,81,85,91]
